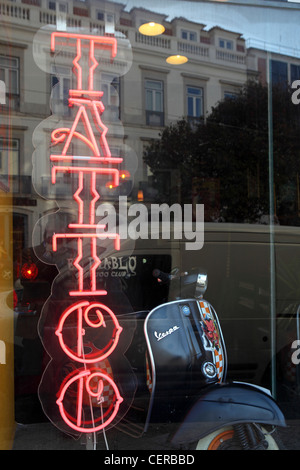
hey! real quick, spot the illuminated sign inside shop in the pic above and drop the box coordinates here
[35,31,134,435]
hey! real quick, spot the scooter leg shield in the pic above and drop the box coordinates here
[171,382,286,447]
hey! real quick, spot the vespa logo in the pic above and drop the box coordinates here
[154,325,180,342]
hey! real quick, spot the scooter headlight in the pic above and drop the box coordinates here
[202,362,217,379]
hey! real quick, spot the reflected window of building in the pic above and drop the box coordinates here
[50,65,71,116]
[97,11,105,20]
[100,74,120,120]
[96,10,114,22]
[0,138,19,193]
[48,1,68,12]
[145,79,164,126]
[0,80,5,104]
[271,59,288,85]
[291,63,300,82]
[181,30,197,41]
[218,38,234,50]
[224,91,238,100]
[0,55,19,109]
[187,86,203,121]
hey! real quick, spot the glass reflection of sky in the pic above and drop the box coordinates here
[120,0,300,57]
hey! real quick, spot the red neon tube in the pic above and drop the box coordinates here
[58,104,100,157]
[51,167,120,188]
[52,232,120,251]
[51,33,117,91]
[52,233,120,296]
[51,32,117,58]
[73,38,82,90]
[90,170,99,225]
[55,301,123,363]
[56,369,123,433]
[73,171,84,225]
[73,238,83,292]
[50,155,123,164]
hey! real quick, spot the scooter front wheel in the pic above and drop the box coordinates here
[195,424,281,450]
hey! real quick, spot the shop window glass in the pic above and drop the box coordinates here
[3,0,300,451]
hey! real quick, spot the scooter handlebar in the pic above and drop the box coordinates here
[152,269,172,283]
[152,268,207,293]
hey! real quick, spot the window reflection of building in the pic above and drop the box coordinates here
[50,65,72,116]
[272,59,288,85]
[256,52,300,87]
[219,38,234,50]
[48,1,68,13]
[224,91,238,100]
[187,86,204,121]
[100,74,120,121]
[181,29,197,42]
[145,79,164,126]
[291,63,300,81]
[0,80,5,104]
[0,138,20,193]
[0,55,19,110]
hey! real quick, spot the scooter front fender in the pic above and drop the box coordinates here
[171,381,286,446]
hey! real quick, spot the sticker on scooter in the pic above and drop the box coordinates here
[198,300,224,381]
[198,301,221,352]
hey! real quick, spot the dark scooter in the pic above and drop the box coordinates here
[115,268,286,450]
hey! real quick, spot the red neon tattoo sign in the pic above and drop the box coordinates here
[55,301,123,363]
[50,33,117,92]
[56,369,123,433]
[38,32,130,435]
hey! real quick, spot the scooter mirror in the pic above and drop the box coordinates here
[180,268,208,298]
[195,272,208,299]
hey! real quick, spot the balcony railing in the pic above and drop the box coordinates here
[39,10,56,25]
[0,2,30,21]
[21,0,40,6]
[178,41,209,58]
[216,49,246,65]
[135,32,171,50]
